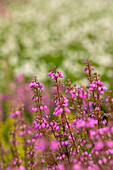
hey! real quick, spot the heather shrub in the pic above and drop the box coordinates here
[0,59,113,170]
[0,75,33,122]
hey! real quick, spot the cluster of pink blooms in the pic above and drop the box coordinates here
[89,80,107,95]
[47,70,64,80]
[11,111,21,118]
[0,75,33,121]
[0,60,113,170]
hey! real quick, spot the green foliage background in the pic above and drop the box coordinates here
[0,0,113,91]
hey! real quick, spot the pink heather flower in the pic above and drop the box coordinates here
[95,151,98,156]
[28,130,32,134]
[55,72,58,77]
[65,89,68,94]
[83,66,87,71]
[42,123,45,128]
[11,112,15,118]
[44,105,47,110]
[36,96,38,100]
[56,126,59,131]
[100,91,104,95]
[72,119,76,125]
[98,160,102,165]
[72,93,75,99]
[50,122,53,126]
[79,93,83,98]
[86,118,97,128]
[40,106,43,111]
[64,98,68,103]
[103,157,107,164]
[103,87,107,91]
[89,88,93,91]
[53,112,55,115]
[30,82,36,88]
[19,159,22,164]
[55,134,60,137]
[51,75,55,80]
[98,87,101,91]
[95,107,99,110]
[15,111,20,116]
[40,83,44,88]
[109,149,113,154]
[46,124,49,128]
[95,141,104,150]
[80,87,83,91]
[59,74,64,78]
[106,140,113,148]
[76,120,85,129]
[76,93,78,97]
[70,90,73,95]
[89,102,92,107]
[32,107,34,111]
[29,83,34,88]
[56,101,59,106]
[12,159,16,166]
[65,124,68,129]
[35,83,39,87]
[103,119,107,125]
[57,71,61,74]
[63,103,68,107]
[86,70,89,74]
[106,97,109,102]
[19,131,24,137]
[97,80,101,85]
[65,141,68,146]
[111,98,113,103]
[61,141,65,146]
[55,107,59,112]
[91,84,96,88]
[56,108,63,115]
[88,93,91,98]
[103,127,110,133]
[98,128,104,135]
[89,130,96,139]
[62,154,65,159]
[65,108,70,113]
[41,159,45,163]
[33,107,37,112]
[90,66,95,70]
[47,71,52,76]
[27,140,30,144]
[100,82,104,86]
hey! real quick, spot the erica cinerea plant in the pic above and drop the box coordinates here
[0,59,113,170]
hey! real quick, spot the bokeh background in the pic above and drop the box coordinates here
[0,0,113,87]
[0,0,113,142]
